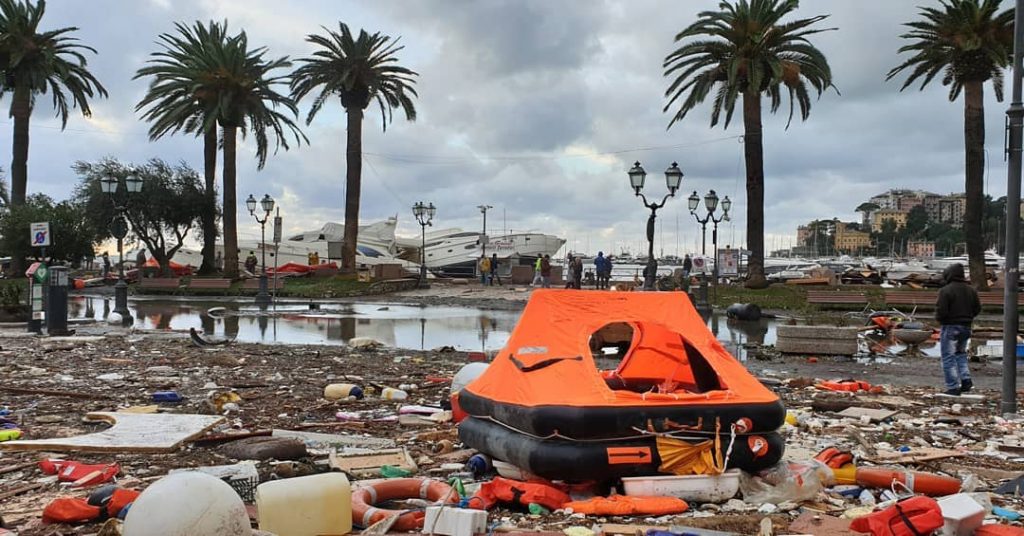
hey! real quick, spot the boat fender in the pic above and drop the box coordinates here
[748,436,770,459]
[734,417,752,433]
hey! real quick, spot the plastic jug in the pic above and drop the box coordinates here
[381,387,408,400]
[256,472,352,536]
[324,383,364,401]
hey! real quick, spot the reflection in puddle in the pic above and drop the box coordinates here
[69,297,940,359]
[69,298,518,351]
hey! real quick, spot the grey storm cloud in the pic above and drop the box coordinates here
[6,0,1017,255]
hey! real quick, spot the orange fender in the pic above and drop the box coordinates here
[351,478,458,531]
[855,467,961,496]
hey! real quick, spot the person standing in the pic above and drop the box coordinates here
[565,254,576,289]
[136,249,148,278]
[532,256,543,287]
[490,253,502,286]
[215,251,224,273]
[683,254,693,277]
[245,251,258,275]
[478,255,490,285]
[102,252,111,278]
[573,255,584,290]
[540,254,552,288]
[594,252,606,289]
[935,263,981,396]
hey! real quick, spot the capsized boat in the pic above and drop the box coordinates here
[457,290,785,482]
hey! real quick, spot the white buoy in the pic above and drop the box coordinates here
[123,472,249,536]
[105,312,123,325]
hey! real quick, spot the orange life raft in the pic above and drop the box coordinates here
[351,478,458,531]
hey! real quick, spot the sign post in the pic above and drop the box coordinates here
[27,223,51,333]
[272,210,281,306]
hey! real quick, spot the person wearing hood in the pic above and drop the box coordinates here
[935,263,981,396]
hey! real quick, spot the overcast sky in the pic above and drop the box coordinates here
[9,0,1017,257]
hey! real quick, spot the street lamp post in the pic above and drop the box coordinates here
[246,194,275,307]
[689,190,731,297]
[628,161,684,291]
[412,201,436,288]
[100,169,143,326]
[477,204,493,257]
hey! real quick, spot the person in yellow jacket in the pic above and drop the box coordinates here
[478,255,491,285]
[532,257,543,286]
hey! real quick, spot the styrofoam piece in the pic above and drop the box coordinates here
[621,470,741,503]
[424,506,487,536]
[492,459,539,481]
[938,493,985,536]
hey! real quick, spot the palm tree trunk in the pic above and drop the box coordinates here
[10,86,30,207]
[342,107,363,275]
[222,125,239,279]
[742,91,767,289]
[199,127,218,274]
[963,81,988,290]
[9,86,31,275]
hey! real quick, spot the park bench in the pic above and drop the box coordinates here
[186,278,232,291]
[979,291,1024,307]
[883,290,938,308]
[806,290,868,308]
[241,277,284,291]
[137,278,181,293]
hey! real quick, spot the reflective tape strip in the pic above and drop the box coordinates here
[419,478,432,499]
[366,486,378,506]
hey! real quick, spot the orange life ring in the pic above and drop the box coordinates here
[855,467,961,496]
[351,478,459,531]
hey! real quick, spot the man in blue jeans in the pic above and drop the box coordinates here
[935,263,981,396]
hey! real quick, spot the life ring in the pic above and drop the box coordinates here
[351,478,459,531]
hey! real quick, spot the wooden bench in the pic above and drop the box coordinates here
[137,278,181,293]
[884,290,938,307]
[241,277,284,290]
[186,278,232,291]
[979,291,1024,307]
[806,290,868,308]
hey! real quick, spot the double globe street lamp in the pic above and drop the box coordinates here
[100,169,143,325]
[628,161,684,291]
[246,193,275,307]
[689,190,731,293]
[412,201,436,288]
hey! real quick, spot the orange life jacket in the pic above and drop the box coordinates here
[849,496,944,536]
[467,476,570,511]
[816,380,873,392]
[564,495,688,516]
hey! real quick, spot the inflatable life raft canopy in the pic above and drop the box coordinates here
[463,289,780,417]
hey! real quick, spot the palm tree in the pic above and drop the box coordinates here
[290,23,418,275]
[887,0,1013,290]
[0,0,107,207]
[136,25,303,278]
[663,0,835,288]
[134,20,229,275]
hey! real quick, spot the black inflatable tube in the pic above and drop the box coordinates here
[458,390,785,439]
[458,417,784,482]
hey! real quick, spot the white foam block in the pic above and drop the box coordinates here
[424,506,488,536]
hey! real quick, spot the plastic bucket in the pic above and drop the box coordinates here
[621,470,741,503]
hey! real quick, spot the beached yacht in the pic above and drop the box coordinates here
[394,228,566,277]
[926,250,1004,271]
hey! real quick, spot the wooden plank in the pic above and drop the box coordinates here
[0,412,224,453]
[836,407,898,423]
[331,448,415,475]
[788,512,859,536]
[0,386,113,400]
[0,481,47,501]
[864,447,963,464]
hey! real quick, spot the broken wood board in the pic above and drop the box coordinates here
[836,407,898,423]
[271,429,394,451]
[788,512,859,536]
[938,462,1023,482]
[0,412,224,453]
[869,395,923,407]
[864,447,964,464]
[330,448,416,476]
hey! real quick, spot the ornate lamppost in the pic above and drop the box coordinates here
[246,193,275,307]
[99,168,143,325]
[689,190,731,297]
[628,161,684,291]
[412,201,436,288]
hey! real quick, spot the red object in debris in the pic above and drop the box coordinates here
[107,488,141,517]
[467,352,487,362]
[849,496,944,536]
[855,467,961,496]
[467,476,570,511]
[143,257,193,276]
[816,379,872,392]
[976,525,1024,535]
[807,357,819,363]
[564,495,688,516]
[42,497,103,524]
[39,459,120,487]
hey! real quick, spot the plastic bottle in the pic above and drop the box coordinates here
[256,473,352,536]
[528,503,551,515]
[0,429,22,442]
[324,383,364,401]
[152,391,183,403]
[465,454,492,478]
[381,387,409,401]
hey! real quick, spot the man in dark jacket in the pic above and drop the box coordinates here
[935,263,981,396]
